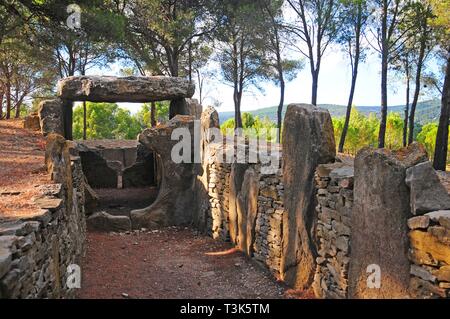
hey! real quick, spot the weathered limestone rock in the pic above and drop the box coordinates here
[87,212,131,232]
[236,167,260,255]
[229,163,249,244]
[84,182,99,214]
[435,265,450,282]
[169,99,189,119]
[426,210,450,224]
[186,98,202,119]
[0,247,12,278]
[38,99,64,136]
[348,143,428,298]
[408,216,430,230]
[410,265,436,283]
[280,104,336,289]
[200,106,220,145]
[193,106,220,232]
[78,148,117,188]
[23,113,41,131]
[406,161,450,215]
[409,230,450,264]
[409,276,447,298]
[123,144,155,188]
[130,115,198,229]
[57,76,195,102]
[45,134,73,209]
[408,208,450,298]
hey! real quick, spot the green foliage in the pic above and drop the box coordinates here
[72,102,172,140]
[135,101,169,127]
[334,109,449,164]
[73,102,138,140]
[416,123,450,164]
[417,123,439,157]
[333,109,379,154]
[220,112,278,141]
[385,112,404,150]
[334,109,408,154]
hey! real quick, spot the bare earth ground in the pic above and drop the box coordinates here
[0,119,49,221]
[77,228,314,299]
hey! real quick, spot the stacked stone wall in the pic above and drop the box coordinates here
[0,136,86,299]
[313,163,354,298]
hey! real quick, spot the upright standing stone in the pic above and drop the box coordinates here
[193,106,220,231]
[169,99,189,119]
[61,100,73,140]
[185,99,203,120]
[281,104,336,289]
[38,99,64,136]
[236,167,260,255]
[405,161,450,215]
[348,143,428,298]
[229,163,249,245]
[130,115,197,229]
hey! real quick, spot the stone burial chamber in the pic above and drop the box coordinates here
[75,140,156,189]
[130,115,200,230]
[7,71,449,299]
[38,75,198,140]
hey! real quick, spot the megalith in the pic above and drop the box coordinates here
[348,143,428,298]
[55,75,196,139]
[57,76,195,103]
[38,99,64,136]
[405,161,450,215]
[236,167,260,255]
[192,106,220,231]
[130,115,198,229]
[280,104,336,289]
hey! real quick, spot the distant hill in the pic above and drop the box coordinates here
[218,99,441,126]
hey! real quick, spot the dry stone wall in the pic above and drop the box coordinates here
[406,161,450,298]
[313,163,354,299]
[309,145,450,299]
[202,141,285,276]
[0,135,86,299]
[207,162,231,241]
[408,212,450,298]
[253,171,284,275]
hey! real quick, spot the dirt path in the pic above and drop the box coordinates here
[78,227,303,299]
[0,119,48,220]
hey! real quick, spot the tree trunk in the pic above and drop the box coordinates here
[168,49,179,77]
[408,37,427,145]
[378,2,388,148]
[339,27,361,153]
[14,96,25,119]
[0,92,3,119]
[433,50,450,171]
[151,102,157,127]
[277,76,285,143]
[197,70,203,105]
[5,82,11,119]
[188,41,192,82]
[403,72,410,147]
[339,70,358,153]
[311,70,319,106]
[234,88,243,129]
[83,101,87,140]
[379,58,388,148]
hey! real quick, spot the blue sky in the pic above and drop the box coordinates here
[87,46,433,114]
